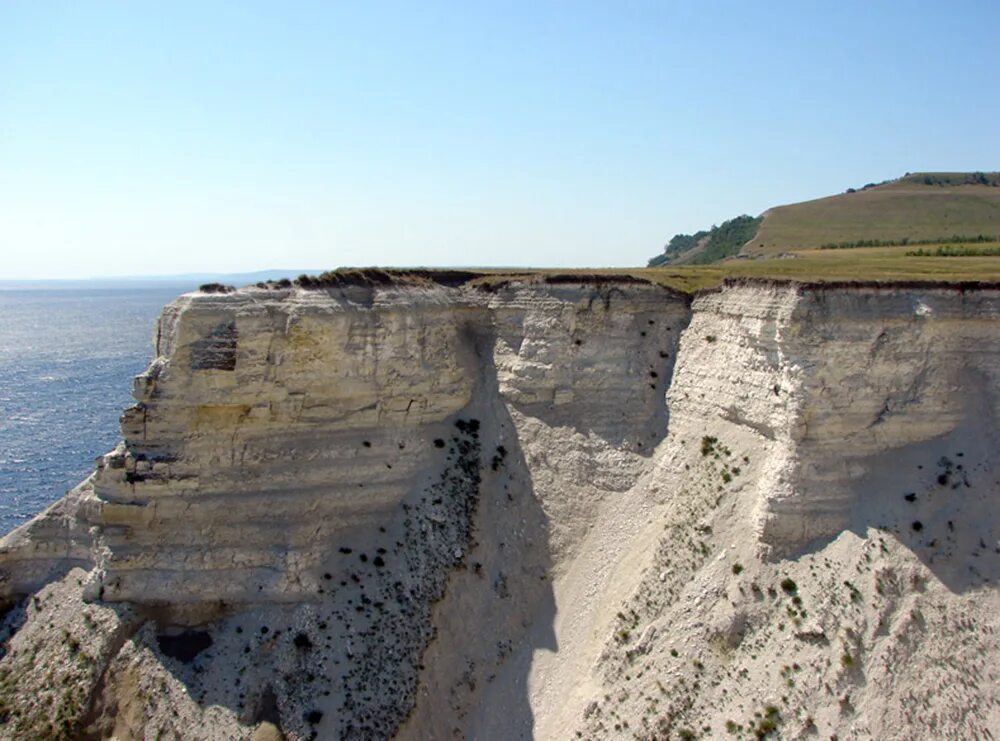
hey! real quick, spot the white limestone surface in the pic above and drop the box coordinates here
[0,277,997,740]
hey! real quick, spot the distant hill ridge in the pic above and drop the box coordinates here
[649,171,1000,266]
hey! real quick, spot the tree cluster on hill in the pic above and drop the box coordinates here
[648,215,761,266]
[648,230,710,266]
[915,172,1000,187]
[845,179,894,193]
[845,172,1000,193]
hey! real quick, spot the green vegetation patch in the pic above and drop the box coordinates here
[900,171,1000,187]
[649,229,711,266]
[649,215,762,266]
[822,233,999,250]
[905,245,1000,257]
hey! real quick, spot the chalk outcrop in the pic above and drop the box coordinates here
[0,275,998,740]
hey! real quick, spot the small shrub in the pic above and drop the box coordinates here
[779,577,797,595]
[732,563,743,575]
[199,282,235,294]
[751,705,781,739]
[705,335,717,343]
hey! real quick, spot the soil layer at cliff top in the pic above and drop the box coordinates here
[279,249,1000,296]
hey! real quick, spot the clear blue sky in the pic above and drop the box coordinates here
[2,1,998,278]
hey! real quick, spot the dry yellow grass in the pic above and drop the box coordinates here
[649,246,1000,292]
[742,181,1000,255]
[457,248,1000,294]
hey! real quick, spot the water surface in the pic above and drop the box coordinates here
[0,286,188,534]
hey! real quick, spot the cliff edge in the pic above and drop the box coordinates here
[0,275,997,739]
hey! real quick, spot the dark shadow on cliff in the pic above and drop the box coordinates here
[401,319,558,740]
[493,284,692,454]
[460,385,557,740]
[790,405,1000,595]
[106,318,557,741]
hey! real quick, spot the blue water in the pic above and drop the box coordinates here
[0,287,189,535]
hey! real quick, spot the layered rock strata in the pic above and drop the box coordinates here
[0,276,997,740]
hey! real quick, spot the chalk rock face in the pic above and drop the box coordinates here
[770,288,1000,550]
[0,479,98,597]
[74,280,692,605]
[91,284,487,602]
[666,285,1000,555]
[0,277,998,741]
[486,282,691,565]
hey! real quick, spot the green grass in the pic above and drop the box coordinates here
[743,179,1000,255]
[292,247,1000,300]
[657,245,1000,291]
[523,248,1000,291]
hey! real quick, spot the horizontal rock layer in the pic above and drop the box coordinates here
[0,277,998,740]
[1,280,690,604]
[673,284,1000,554]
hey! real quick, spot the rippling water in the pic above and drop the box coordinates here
[0,286,189,535]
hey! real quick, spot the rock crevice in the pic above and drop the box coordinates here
[0,278,998,739]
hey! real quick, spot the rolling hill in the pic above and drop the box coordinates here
[649,172,1000,266]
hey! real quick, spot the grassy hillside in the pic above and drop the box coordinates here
[743,173,1000,255]
[647,172,1000,266]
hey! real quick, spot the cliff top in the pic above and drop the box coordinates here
[210,260,1000,298]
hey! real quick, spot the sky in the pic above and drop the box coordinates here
[1,1,998,279]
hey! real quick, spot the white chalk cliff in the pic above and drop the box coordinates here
[0,274,997,740]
